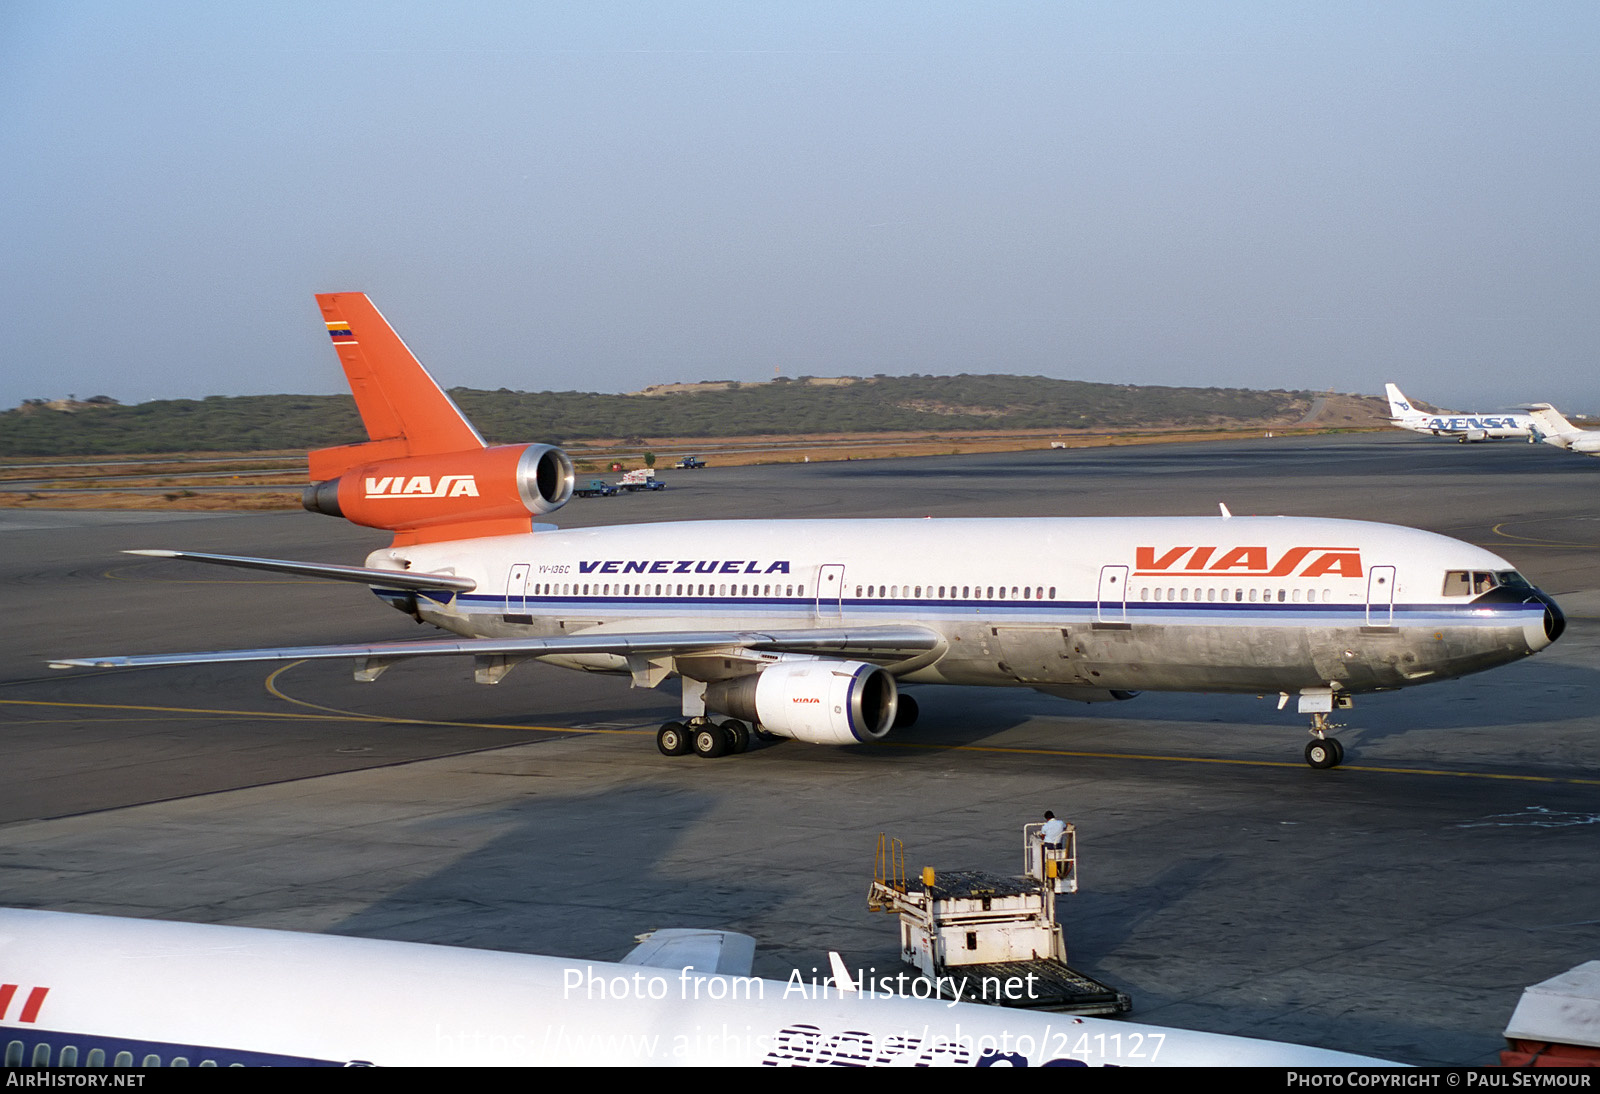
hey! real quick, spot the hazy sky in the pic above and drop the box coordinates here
[3,2,1597,414]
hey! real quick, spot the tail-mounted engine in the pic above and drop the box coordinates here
[705,660,899,745]
[303,443,574,544]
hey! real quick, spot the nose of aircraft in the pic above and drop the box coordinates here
[1528,588,1565,651]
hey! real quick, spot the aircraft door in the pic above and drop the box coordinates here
[507,563,530,615]
[1366,565,1395,626]
[1096,565,1128,624]
[816,564,845,619]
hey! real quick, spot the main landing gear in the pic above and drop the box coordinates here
[1304,712,1345,770]
[657,718,752,759]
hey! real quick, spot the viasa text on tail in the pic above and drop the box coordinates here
[49,296,1565,769]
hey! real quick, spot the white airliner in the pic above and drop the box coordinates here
[1525,404,1600,458]
[48,296,1565,769]
[1384,383,1540,442]
[0,908,1397,1066]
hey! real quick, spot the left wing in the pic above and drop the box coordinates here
[49,626,944,671]
[121,549,477,593]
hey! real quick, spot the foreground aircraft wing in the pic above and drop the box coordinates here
[49,625,944,671]
[620,928,758,976]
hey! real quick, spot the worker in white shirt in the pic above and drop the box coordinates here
[1038,810,1066,849]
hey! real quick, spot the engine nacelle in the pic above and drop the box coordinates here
[303,443,574,543]
[705,660,899,745]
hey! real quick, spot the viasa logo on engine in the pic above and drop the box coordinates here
[364,475,481,499]
[1135,545,1363,579]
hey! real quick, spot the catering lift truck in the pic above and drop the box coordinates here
[867,823,1130,1015]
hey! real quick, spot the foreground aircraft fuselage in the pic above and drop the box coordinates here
[388,514,1556,699]
[0,909,1396,1066]
[51,297,1564,769]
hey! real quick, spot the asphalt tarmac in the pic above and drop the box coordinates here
[2,432,1596,1066]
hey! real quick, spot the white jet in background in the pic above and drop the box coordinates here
[1384,383,1539,442]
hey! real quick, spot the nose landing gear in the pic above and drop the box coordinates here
[1304,712,1345,769]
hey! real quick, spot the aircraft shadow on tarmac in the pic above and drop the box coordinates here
[324,783,795,969]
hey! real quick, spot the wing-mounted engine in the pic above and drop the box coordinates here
[303,442,574,544]
[705,659,899,745]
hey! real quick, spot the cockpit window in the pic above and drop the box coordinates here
[1444,570,1529,596]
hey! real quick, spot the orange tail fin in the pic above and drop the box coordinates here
[310,293,484,480]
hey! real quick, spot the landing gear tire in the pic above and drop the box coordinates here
[721,720,750,754]
[892,695,919,731]
[657,722,691,757]
[1305,738,1342,770]
[693,724,729,759]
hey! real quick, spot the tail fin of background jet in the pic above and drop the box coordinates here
[310,293,486,481]
[1524,404,1579,444]
[1384,383,1421,421]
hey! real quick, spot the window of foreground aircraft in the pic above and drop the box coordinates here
[1444,570,1529,596]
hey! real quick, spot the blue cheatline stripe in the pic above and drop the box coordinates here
[435,591,1540,627]
[2,1025,345,1067]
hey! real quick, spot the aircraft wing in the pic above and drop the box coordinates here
[49,625,944,671]
[123,549,477,593]
[619,929,757,977]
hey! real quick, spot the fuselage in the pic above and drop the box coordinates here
[1394,413,1536,440]
[0,909,1394,1067]
[370,515,1562,698]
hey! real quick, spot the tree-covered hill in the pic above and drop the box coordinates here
[0,375,1324,456]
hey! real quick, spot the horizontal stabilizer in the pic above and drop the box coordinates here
[620,929,757,977]
[123,549,477,592]
[49,625,943,671]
